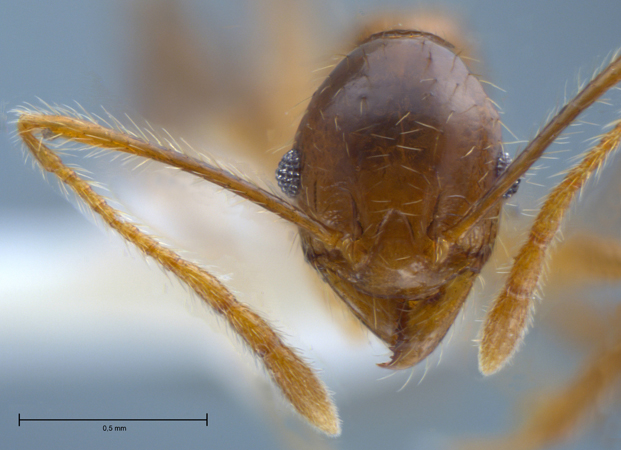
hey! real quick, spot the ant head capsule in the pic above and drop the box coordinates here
[291,30,506,369]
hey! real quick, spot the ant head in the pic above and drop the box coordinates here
[277,30,509,369]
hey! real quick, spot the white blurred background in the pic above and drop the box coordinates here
[2,1,621,449]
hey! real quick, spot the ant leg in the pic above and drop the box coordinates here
[15,112,341,436]
[479,121,621,375]
[464,339,621,449]
[549,233,621,283]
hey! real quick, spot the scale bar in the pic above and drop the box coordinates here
[18,413,208,426]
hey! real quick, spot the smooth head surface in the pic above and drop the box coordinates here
[292,31,505,368]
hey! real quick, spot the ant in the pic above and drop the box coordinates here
[14,29,621,436]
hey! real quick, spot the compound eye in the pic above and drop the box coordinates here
[496,151,521,199]
[276,148,302,197]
